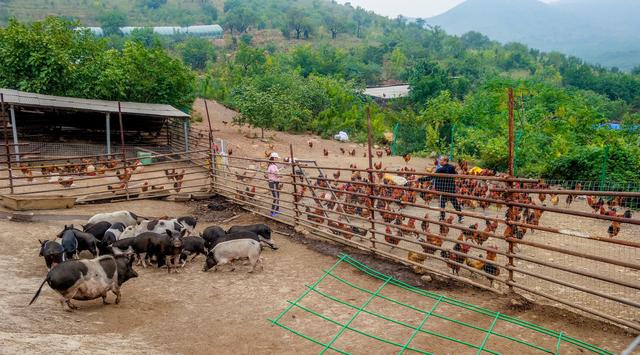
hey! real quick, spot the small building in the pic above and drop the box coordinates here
[80,24,224,38]
[0,88,191,161]
[364,85,410,104]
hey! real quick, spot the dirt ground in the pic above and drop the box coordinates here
[188,99,640,331]
[0,199,636,354]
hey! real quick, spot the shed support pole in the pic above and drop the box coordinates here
[9,105,18,162]
[105,113,111,155]
[183,118,189,153]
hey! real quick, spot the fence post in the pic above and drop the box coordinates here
[204,100,215,189]
[600,145,609,191]
[117,102,129,200]
[289,144,300,226]
[366,107,377,249]
[506,88,516,292]
[0,94,14,193]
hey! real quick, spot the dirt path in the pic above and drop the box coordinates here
[0,200,635,354]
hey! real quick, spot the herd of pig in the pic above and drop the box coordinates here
[29,210,279,312]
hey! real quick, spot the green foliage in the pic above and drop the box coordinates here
[546,145,640,184]
[96,9,127,36]
[0,17,195,111]
[178,37,216,70]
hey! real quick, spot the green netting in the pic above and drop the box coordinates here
[269,254,613,355]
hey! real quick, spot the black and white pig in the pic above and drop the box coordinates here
[87,211,144,227]
[147,229,186,273]
[226,224,278,250]
[203,239,263,273]
[28,253,138,312]
[38,240,65,270]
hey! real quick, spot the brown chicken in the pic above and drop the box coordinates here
[374,162,382,170]
[550,194,559,207]
[439,215,455,237]
[376,150,383,158]
[384,146,392,156]
[608,221,621,238]
[323,149,329,156]
[402,154,411,163]
[565,194,573,207]
[408,251,428,274]
[58,177,74,188]
[228,148,233,156]
[384,225,400,248]
[349,149,356,156]
[308,141,313,148]
[441,235,471,275]
[340,148,346,155]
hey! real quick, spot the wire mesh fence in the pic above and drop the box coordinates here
[210,152,640,333]
[271,254,614,354]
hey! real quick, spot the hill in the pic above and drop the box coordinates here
[427,0,640,70]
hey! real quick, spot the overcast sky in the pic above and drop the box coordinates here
[338,0,558,18]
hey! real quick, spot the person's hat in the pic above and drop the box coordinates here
[269,152,280,159]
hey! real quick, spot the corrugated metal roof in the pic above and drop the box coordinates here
[0,88,189,118]
[364,85,410,99]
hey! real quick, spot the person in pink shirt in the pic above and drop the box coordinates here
[266,152,281,216]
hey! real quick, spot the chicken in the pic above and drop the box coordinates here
[439,215,454,237]
[550,194,559,207]
[308,141,313,148]
[19,163,31,175]
[116,169,132,183]
[264,150,271,158]
[376,150,383,158]
[141,181,149,192]
[420,214,429,233]
[384,146,392,156]
[363,152,367,158]
[384,225,400,248]
[608,221,621,238]
[132,160,144,174]
[408,251,428,274]
[245,186,256,198]
[228,148,233,156]
[174,169,186,181]
[538,193,546,204]
[374,162,382,170]
[565,194,573,207]
[323,149,329,156]
[164,168,176,181]
[58,177,74,188]
[349,149,356,156]
[441,235,471,275]
[173,180,183,193]
[402,154,411,163]
[222,120,228,125]
[462,223,480,244]
[466,246,501,287]
[333,170,341,180]
[340,148,346,155]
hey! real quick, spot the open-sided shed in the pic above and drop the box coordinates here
[0,89,191,160]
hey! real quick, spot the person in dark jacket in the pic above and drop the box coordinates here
[418,156,463,223]
[435,156,463,222]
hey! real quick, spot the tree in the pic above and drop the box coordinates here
[407,60,450,105]
[323,10,351,40]
[129,28,162,49]
[223,6,258,34]
[97,10,127,36]
[202,2,219,22]
[96,41,196,110]
[352,7,371,38]
[178,37,216,70]
[632,65,640,75]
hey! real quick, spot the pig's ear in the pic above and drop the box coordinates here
[128,254,136,266]
[180,229,188,238]
[165,229,172,237]
[38,239,44,246]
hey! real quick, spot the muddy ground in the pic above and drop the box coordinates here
[0,199,635,354]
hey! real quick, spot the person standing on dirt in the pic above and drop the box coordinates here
[266,152,281,217]
[435,156,463,223]
[418,155,463,223]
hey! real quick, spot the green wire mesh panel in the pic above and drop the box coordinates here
[269,254,613,355]
[392,122,427,156]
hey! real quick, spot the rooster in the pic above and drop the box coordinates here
[323,148,329,156]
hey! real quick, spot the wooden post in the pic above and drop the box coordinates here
[204,100,215,188]
[9,105,19,162]
[506,88,515,292]
[290,144,300,225]
[0,94,14,193]
[366,106,377,249]
[117,102,129,199]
